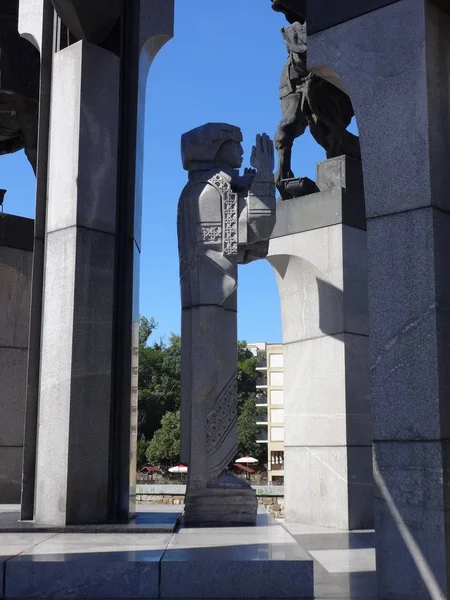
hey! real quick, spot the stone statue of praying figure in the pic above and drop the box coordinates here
[178,123,276,526]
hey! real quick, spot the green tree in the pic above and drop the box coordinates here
[136,435,149,470]
[237,395,267,464]
[237,341,259,407]
[138,332,181,441]
[146,410,181,467]
[139,316,157,347]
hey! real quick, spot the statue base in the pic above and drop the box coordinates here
[184,486,258,527]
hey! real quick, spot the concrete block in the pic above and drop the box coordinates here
[46,41,119,236]
[269,225,368,344]
[5,533,170,598]
[373,440,450,599]
[284,334,370,448]
[0,348,28,446]
[0,447,23,503]
[160,513,314,598]
[0,245,32,349]
[284,445,372,530]
[269,225,344,344]
[35,227,115,525]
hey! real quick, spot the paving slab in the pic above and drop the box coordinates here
[160,512,314,598]
[0,504,181,533]
[5,533,172,598]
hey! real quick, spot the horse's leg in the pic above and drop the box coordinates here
[275,93,307,198]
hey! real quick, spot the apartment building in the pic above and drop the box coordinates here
[247,343,284,484]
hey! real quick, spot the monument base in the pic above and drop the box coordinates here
[184,487,258,527]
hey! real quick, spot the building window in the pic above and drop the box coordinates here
[270,371,284,387]
[270,390,284,405]
[270,427,284,442]
[270,451,284,470]
[269,353,283,368]
[271,408,284,424]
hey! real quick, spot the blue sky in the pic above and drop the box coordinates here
[0,0,336,344]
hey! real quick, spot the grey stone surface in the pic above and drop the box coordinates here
[35,227,115,526]
[269,224,368,343]
[373,440,450,599]
[308,0,450,219]
[307,0,400,35]
[283,335,370,448]
[178,125,276,526]
[0,349,28,447]
[271,187,365,239]
[368,207,450,441]
[50,0,120,45]
[268,163,371,529]
[5,533,170,599]
[0,214,34,252]
[284,445,372,530]
[18,0,44,51]
[46,41,119,236]
[0,245,32,349]
[161,511,314,598]
[316,155,364,198]
[0,447,23,503]
[0,236,32,504]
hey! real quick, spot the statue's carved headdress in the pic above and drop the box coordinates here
[181,123,242,172]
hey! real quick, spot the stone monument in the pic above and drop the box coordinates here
[178,124,276,526]
[271,0,360,199]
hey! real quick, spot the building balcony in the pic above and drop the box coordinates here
[256,375,267,388]
[256,427,268,443]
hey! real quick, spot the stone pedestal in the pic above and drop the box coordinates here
[307,1,450,596]
[0,214,33,503]
[268,156,372,530]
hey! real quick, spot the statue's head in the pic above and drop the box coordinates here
[181,123,243,172]
[271,0,306,24]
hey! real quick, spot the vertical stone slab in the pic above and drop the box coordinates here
[34,41,119,525]
[308,1,450,596]
[0,214,33,503]
[268,157,372,530]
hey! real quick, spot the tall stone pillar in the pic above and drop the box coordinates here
[0,214,33,503]
[268,156,372,530]
[34,41,120,525]
[308,0,450,596]
[27,0,174,526]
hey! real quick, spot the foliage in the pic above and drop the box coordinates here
[138,319,263,468]
[237,341,259,408]
[136,435,148,470]
[139,316,157,347]
[237,395,268,464]
[145,410,181,467]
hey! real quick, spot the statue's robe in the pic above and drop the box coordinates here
[178,166,276,495]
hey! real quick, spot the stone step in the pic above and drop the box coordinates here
[1,509,313,599]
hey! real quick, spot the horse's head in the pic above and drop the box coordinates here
[271,0,306,24]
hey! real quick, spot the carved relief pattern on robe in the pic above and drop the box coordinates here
[209,173,238,257]
[206,374,238,477]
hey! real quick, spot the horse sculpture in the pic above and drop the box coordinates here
[271,0,360,199]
